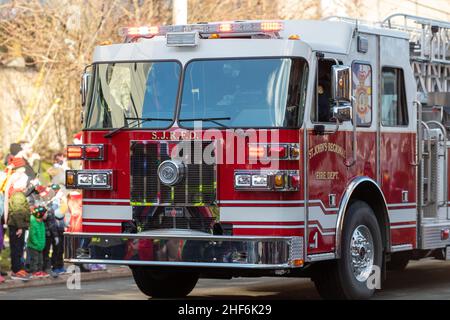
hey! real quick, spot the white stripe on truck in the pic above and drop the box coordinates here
[82,204,132,220]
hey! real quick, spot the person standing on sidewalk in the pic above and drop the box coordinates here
[40,185,66,275]
[50,184,67,274]
[28,206,48,278]
[3,157,31,280]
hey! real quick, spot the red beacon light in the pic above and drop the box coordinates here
[269,145,288,159]
[85,146,101,159]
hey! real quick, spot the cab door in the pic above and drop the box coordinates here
[306,51,377,255]
[306,57,355,255]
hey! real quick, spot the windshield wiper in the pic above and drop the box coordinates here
[104,117,172,138]
[178,117,231,128]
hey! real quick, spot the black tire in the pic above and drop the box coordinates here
[387,252,410,271]
[312,200,383,299]
[131,267,199,298]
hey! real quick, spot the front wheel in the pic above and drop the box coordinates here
[131,267,199,298]
[312,200,383,299]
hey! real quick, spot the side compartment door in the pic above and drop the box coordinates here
[379,36,417,248]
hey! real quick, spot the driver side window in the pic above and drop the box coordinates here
[311,59,336,123]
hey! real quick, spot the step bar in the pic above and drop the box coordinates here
[64,230,304,270]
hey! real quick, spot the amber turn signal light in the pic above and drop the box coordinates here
[66,171,75,187]
[67,146,83,159]
[274,174,285,188]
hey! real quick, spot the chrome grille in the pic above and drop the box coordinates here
[143,215,216,232]
[130,140,216,205]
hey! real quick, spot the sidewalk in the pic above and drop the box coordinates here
[0,265,132,291]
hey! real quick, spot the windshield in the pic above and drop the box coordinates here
[85,58,308,130]
[86,61,181,129]
[179,58,308,128]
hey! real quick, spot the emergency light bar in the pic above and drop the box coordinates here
[119,20,284,39]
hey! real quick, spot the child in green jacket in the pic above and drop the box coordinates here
[28,206,49,278]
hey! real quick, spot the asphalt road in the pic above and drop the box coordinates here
[1,258,450,300]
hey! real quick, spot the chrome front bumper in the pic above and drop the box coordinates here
[64,230,304,269]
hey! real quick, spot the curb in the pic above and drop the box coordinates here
[0,266,132,291]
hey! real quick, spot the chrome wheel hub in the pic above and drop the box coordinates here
[350,225,374,282]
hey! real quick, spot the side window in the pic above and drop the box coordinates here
[381,67,408,126]
[312,59,335,123]
[352,62,372,126]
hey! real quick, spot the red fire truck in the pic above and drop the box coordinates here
[64,14,450,299]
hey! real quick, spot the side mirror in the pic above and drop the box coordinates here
[332,103,352,123]
[331,65,351,102]
[80,66,92,107]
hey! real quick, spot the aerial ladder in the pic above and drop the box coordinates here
[382,13,449,102]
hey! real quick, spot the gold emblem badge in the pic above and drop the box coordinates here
[318,85,324,95]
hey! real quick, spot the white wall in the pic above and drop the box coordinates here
[322,0,449,22]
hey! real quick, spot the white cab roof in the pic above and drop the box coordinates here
[281,20,409,54]
[93,19,409,63]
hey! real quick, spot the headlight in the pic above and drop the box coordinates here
[234,170,299,191]
[66,170,113,190]
[235,174,251,187]
[78,173,93,186]
[251,174,268,187]
[93,173,108,186]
